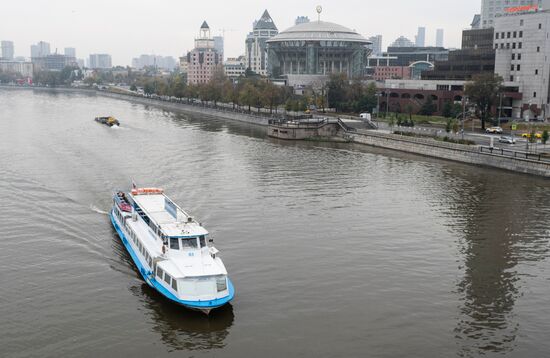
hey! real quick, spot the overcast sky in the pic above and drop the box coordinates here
[1,0,481,66]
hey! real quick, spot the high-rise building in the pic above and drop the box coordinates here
[423,28,495,81]
[186,21,222,84]
[415,27,426,47]
[480,0,550,28]
[1,41,14,60]
[295,16,310,25]
[32,54,77,71]
[213,36,224,61]
[436,29,444,47]
[131,54,177,70]
[494,9,550,120]
[245,10,278,76]
[390,36,415,48]
[64,47,76,58]
[367,35,383,56]
[30,41,50,58]
[89,54,112,69]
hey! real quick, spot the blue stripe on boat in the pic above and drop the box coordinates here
[110,210,234,309]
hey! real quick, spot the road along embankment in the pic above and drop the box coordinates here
[343,129,550,177]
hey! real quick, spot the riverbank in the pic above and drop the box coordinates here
[2,85,549,177]
[0,85,273,127]
[342,129,550,177]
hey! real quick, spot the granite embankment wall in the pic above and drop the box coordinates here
[345,130,550,177]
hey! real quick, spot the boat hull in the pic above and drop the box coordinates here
[110,209,234,313]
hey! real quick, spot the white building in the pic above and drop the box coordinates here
[224,56,246,82]
[64,47,76,58]
[480,0,550,28]
[1,41,14,60]
[89,54,112,69]
[30,41,50,58]
[245,10,278,76]
[415,27,426,47]
[368,35,383,56]
[436,29,444,47]
[390,36,415,48]
[494,9,550,119]
[0,60,33,78]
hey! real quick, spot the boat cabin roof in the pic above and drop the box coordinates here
[130,193,208,237]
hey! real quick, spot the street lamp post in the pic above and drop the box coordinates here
[498,92,503,128]
[385,90,389,118]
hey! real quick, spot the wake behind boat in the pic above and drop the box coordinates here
[110,186,234,314]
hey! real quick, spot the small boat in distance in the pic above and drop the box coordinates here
[110,185,235,314]
[95,116,120,127]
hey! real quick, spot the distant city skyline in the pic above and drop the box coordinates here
[1,0,481,66]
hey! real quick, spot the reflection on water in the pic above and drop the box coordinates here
[136,284,234,352]
[444,174,549,356]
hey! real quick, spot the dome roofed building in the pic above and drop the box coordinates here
[266,19,371,86]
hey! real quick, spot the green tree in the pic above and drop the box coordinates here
[419,97,436,116]
[464,73,504,130]
[542,130,549,145]
[327,73,349,112]
[442,101,453,118]
[239,82,257,112]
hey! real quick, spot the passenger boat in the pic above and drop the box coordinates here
[110,186,235,314]
[95,116,120,127]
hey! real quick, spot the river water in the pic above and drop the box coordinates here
[1,88,549,357]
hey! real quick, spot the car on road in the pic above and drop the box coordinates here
[521,132,543,139]
[498,136,516,144]
[486,126,503,134]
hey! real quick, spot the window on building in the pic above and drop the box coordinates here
[518,53,522,60]
[511,64,514,71]
[537,46,540,52]
[517,64,521,71]
[520,19,524,26]
[539,24,542,30]
[513,31,517,38]
[534,92,537,98]
[510,75,514,81]
[496,33,499,39]
[519,31,523,38]
[536,69,539,75]
[512,43,516,49]
[512,53,515,60]
[518,42,522,49]
[507,32,511,38]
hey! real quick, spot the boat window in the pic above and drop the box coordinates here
[216,276,227,292]
[164,273,171,284]
[170,237,180,250]
[180,238,198,249]
[156,266,163,279]
[199,236,206,247]
[171,278,178,291]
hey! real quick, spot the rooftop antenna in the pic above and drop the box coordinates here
[316,5,322,22]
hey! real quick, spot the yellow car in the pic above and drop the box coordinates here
[521,132,543,139]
